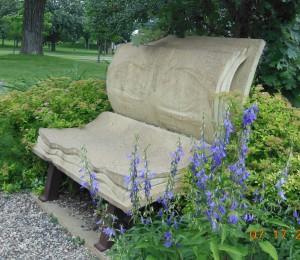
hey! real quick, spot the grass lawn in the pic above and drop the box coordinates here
[0,55,108,89]
[0,41,111,89]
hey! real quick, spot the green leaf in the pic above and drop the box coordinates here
[146,256,157,260]
[134,242,152,249]
[246,224,263,233]
[180,234,207,246]
[221,226,228,243]
[258,241,278,260]
[227,252,243,260]
[218,243,248,256]
[267,218,290,228]
[210,239,220,260]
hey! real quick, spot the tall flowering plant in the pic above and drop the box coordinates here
[106,104,299,259]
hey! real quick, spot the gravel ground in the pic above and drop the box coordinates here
[0,191,99,260]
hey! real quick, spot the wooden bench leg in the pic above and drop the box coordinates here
[39,163,63,202]
[94,203,130,252]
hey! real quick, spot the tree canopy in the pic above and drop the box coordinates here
[45,0,85,51]
[0,0,299,104]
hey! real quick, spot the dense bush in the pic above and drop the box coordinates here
[0,78,111,192]
[227,86,300,209]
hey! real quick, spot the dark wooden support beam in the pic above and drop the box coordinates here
[94,203,130,252]
[39,163,63,202]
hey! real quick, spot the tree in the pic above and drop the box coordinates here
[20,0,46,54]
[85,0,157,62]
[2,13,22,49]
[45,0,85,52]
[0,0,21,46]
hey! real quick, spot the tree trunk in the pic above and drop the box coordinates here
[97,40,103,63]
[20,0,46,54]
[51,40,56,52]
[1,38,4,47]
[85,38,89,50]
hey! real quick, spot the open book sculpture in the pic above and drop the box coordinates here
[32,35,265,251]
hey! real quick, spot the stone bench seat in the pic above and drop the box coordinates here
[33,111,192,212]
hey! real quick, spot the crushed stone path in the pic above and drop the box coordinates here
[0,192,99,259]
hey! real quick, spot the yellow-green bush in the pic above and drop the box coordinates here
[246,86,300,208]
[0,78,112,192]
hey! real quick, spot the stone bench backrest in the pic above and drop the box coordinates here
[107,35,265,143]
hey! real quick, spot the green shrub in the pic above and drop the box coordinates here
[246,86,300,208]
[0,77,112,192]
[224,86,300,209]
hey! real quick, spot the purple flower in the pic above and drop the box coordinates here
[167,218,171,226]
[120,225,126,234]
[293,210,299,218]
[164,232,172,240]
[210,139,226,171]
[150,171,156,179]
[212,219,217,229]
[242,104,259,127]
[219,205,226,215]
[103,227,115,237]
[124,175,131,186]
[91,181,99,192]
[275,177,286,188]
[243,214,254,222]
[90,171,96,180]
[167,191,174,200]
[248,214,254,222]
[158,209,163,217]
[230,200,239,210]
[139,168,146,179]
[174,220,178,230]
[79,167,86,173]
[241,203,248,210]
[223,110,233,144]
[111,215,118,222]
[80,181,87,189]
[278,190,287,200]
[164,240,172,248]
[228,214,238,224]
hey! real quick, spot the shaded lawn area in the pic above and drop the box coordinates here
[0,54,108,87]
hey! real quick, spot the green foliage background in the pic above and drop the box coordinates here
[0,78,112,192]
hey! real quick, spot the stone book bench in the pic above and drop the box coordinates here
[32,35,265,252]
